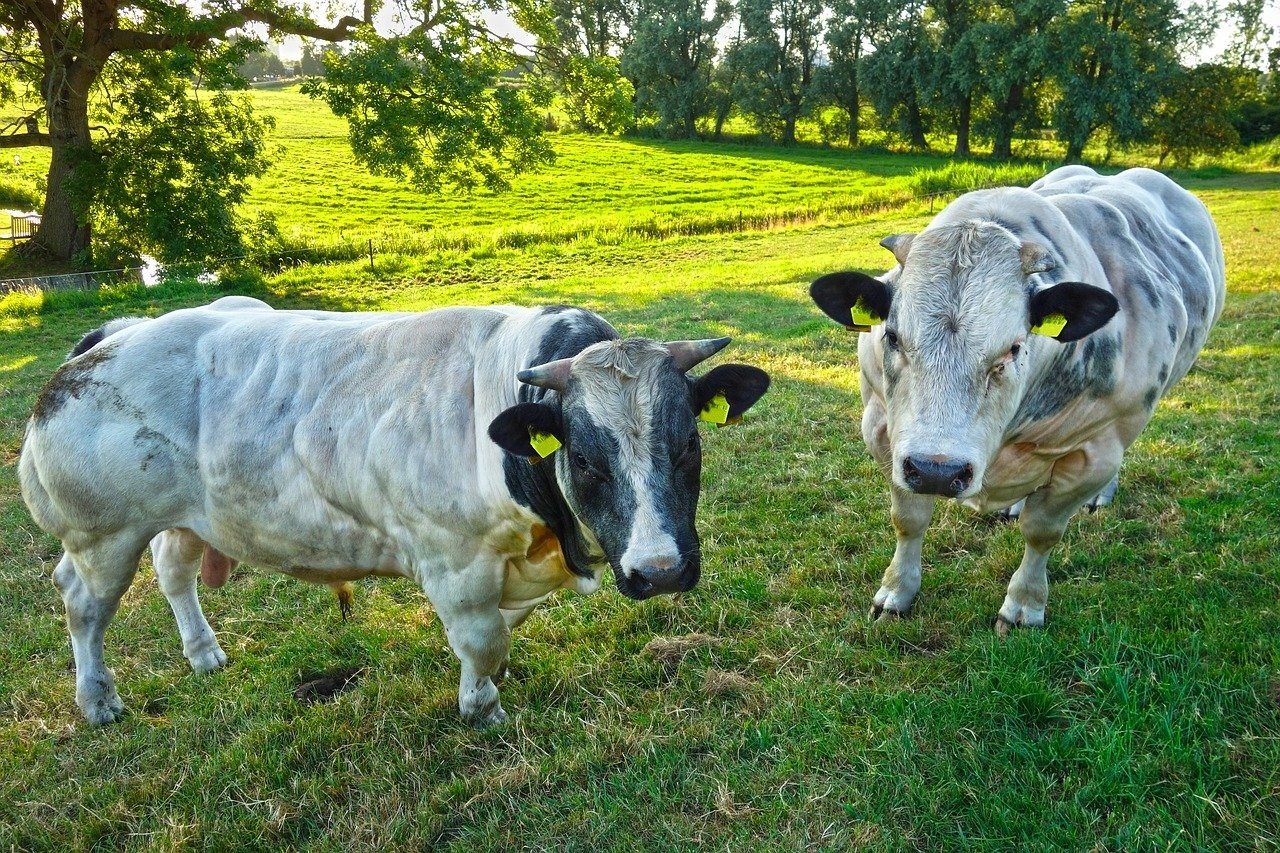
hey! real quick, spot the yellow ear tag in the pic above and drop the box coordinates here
[528,429,561,459]
[850,296,878,331]
[699,392,730,425]
[1031,313,1068,338]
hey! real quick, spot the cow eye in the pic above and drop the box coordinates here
[1009,343,1021,359]
[678,432,700,463]
[883,329,900,350]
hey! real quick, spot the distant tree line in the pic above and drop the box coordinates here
[544,0,1280,162]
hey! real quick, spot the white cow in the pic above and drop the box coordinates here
[811,167,1225,632]
[20,297,770,725]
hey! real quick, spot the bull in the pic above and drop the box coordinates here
[20,297,770,725]
[810,166,1225,632]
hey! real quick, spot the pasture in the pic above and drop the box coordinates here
[0,96,1278,847]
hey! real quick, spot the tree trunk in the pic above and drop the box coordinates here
[954,94,971,157]
[906,98,928,149]
[783,115,797,145]
[1065,133,1087,162]
[846,66,860,147]
[31,77,95,263]
[992,84,1022,159]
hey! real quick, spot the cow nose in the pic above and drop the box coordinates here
[632,559,686,596]
[902,455,974,497]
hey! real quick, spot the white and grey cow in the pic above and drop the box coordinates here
[20,296,769,725]
[811,166,1224,632]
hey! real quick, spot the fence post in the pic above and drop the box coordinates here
[368,239,375,274]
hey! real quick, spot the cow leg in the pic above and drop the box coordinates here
[998,454,1121,635]
[423,567,511,728]
[871,486,936,620]
[1084,473,1120,513]
[53,533,147,725]
[151,529,227,674]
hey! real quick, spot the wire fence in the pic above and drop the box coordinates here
[0,181,1007,297]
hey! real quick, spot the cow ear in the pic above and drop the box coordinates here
[691,364,771,426]
[810,271,893,332]
[488,402,563,458]
[1028,281,1120,343]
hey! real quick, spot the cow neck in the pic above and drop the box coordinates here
[502,387,603,579]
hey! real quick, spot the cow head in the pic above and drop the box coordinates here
[489,338,770,599]
[811,222,1118,499]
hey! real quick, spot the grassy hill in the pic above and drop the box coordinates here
[0,91,1277,848]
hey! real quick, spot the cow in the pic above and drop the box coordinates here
[19,296,770,726]
[810,166,1225,633]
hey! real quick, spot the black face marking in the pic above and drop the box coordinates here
[1143,387,1159,409]
[1168,323,1179,344]
[501,310,619,577]
[1157,363,1169,384]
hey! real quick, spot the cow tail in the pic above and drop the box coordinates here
[68,316,148,359]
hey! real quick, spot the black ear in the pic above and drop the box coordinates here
[691,364,771,423]
[809,271,894,332]
[1028,281,1120,343]
[488,402,562,458]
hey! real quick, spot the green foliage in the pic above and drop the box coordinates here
[621,0,730,139]
[1153,64,1252,166]
[970,0,1063,158]
[862,0,933,148]
[556,55,636,133]
[303,28,556,193]
[734,0,826,143]
[72,56,273,266]
[1052,0,1183,160]
[236,47,290,81]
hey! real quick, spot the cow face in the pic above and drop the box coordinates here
[812,222,1118,499]
[490,338,770,599]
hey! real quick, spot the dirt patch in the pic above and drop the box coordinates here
[293,666,364,704]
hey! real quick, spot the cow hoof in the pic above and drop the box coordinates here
[80,691,126,726]
[869,604,908,623]
[468,705,509,729]
[995,609,1045,638]
[188,644,228,674]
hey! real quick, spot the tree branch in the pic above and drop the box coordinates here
[104,8,365,54]
[0,131,52,147]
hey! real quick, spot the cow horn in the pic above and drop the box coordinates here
[1020,241,1057,275]
[517,357,574,391]
[879,233,915,266]
[666,337,731,372]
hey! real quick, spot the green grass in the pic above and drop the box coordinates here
[0,159,1278,848]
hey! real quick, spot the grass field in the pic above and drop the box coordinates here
[0,101,1279,847]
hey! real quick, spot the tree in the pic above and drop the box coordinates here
[236,45,288,80]
[709,22,744,139]
[863,0,932,148]
[0,0,555,264]
[734,0,825,144]
[821,0,895,146]
[1051,0,1184,161]
[621,0,730,138]
[923,0,985,157]
[550,0,633,58]
[971,0,1063,158]
[1152,63,1250,165]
